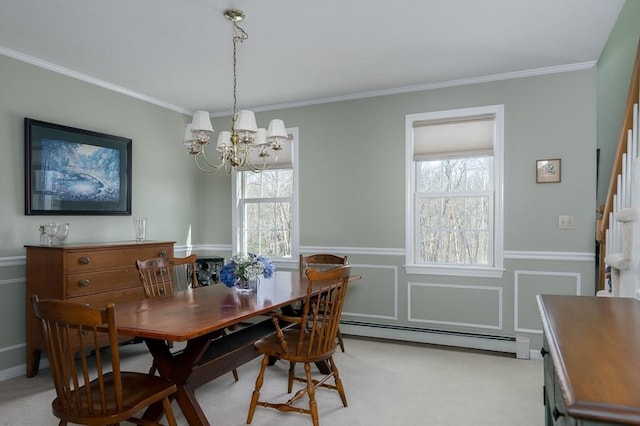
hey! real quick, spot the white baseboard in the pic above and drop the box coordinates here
[0,358,49,382]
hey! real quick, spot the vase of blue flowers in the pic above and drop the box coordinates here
[220,253,274,292]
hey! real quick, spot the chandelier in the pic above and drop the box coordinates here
[183,9,288,173]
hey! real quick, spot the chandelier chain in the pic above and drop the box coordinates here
[231,21,248,129]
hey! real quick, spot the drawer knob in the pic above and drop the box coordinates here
[79,257,90,265]
[540,347,548,357]
[552,407,565,421]
[159,250,167,257]
[79,279,90,287]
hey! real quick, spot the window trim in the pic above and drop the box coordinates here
[232,127,299,267]
[405,106,504,278]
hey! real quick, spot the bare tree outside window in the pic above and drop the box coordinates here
[240,169,293,258]
[416,157,491,265]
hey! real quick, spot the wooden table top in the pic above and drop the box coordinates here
[537,295,640,424]
[113,270,356,342]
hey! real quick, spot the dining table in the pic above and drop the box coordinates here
[111,269,357,426]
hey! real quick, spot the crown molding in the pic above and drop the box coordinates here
[1,46,595,117]
[214,61,597,116]
[0,47,190,115]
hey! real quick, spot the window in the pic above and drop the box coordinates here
[405,106,503,277]
[232,128,299,263]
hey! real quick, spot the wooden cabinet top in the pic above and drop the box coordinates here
[25,241,175,251]
[537,295,640,425]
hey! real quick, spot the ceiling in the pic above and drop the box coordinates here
[0,0,625,117]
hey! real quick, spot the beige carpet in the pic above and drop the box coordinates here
[0,337,544,426]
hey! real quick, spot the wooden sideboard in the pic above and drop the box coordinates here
[25,240,174,377]
[537,295,640,425]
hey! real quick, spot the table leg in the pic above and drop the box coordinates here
[315,360,331,374]
[142,336,213,426]
[174,385,209,426]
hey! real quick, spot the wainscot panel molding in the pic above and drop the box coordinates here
[341,264,398,321]
[514,270,582,334]
[408,282,503,330]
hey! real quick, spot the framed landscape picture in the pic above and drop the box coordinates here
[24,118,132,215]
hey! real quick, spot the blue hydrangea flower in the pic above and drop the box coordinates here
[219,253,275,288]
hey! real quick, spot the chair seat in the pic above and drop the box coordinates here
[254,329,335,364]
[52,372,177,425]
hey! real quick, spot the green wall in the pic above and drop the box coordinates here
[212,71,597,253]
[1,2,638,376]
[596,0,640,206]
[0,55,200,253]
[219,70,598,356]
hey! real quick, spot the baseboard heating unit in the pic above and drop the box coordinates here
[339,320,517,355]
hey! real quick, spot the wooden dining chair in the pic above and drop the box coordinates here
[300,253,349,352]
[136,254,199,297]
[246,265,352,426]
[136,255,240,381]
[30,294,178,426]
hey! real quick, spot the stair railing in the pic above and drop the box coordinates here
[597,40,640,293]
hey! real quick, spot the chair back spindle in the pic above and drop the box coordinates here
[298,253,349,352]
[30,295,177,425]
[136,254,199,297]
[301,266,350,357]
[33,296,121,416]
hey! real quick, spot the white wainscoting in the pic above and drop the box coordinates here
[0,247,594,379]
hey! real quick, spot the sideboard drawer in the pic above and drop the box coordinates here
[65,267,140,297]
[66,246,170,272]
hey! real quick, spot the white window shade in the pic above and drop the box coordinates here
[413,115,494,160]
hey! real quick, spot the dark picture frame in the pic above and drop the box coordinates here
[536,158,561,184]
[24,118,132,215]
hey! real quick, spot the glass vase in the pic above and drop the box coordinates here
[235,277,259,293]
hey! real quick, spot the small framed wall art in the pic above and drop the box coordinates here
[536,159,561,184]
